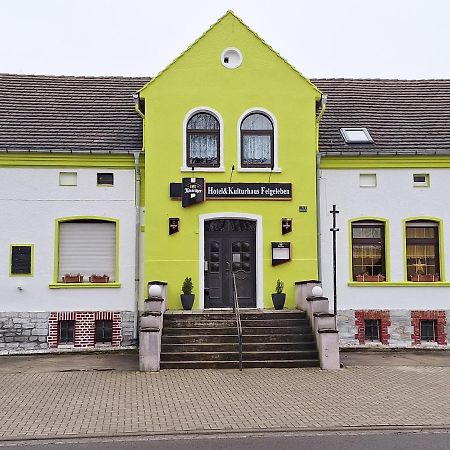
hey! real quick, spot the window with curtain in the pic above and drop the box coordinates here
[406,221,440,281]
[58,219,116,283]
[240,112,274,168]
[186,112,220,167]
[351,221,386,281]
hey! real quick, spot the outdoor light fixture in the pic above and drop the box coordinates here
[169,218,179,235]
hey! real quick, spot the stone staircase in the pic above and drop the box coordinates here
[160,310,320,369]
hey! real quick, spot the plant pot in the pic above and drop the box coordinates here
[271,293,286,310]
[355,274,385,282]
[180,294,195,310]
[410,274,439,282]
[89,274,110,283]
[62,274,83,283]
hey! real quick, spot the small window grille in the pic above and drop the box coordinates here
[364,319,380,341]
[59,320,75,345]
[95,320,113,344]
[97,173,114,185]
[420,320,437,342]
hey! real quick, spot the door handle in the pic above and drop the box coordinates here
[225,261,230,272]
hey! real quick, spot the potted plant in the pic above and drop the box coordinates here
[89,274,110,283]
[410,274,439,282]
[62,274,83,283]
[355,273,386,282]
[271,279,286,310]
[180,277,195,310]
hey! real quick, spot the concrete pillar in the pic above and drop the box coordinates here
[294,280,321,311]
[317,329,340,370]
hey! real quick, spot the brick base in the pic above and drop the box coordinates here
[48,311,122,348]
[355,310,391,345]
[411,310,447,345]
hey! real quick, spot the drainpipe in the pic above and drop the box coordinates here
[133,150,141,343]
[315,94,327,281]
[132,91,144,344]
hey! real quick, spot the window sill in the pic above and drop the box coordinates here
[49,282,121,289]
[180,166,224,173]
[238,167,282,173]
[348,281,450,287]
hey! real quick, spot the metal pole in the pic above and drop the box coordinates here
[330,205,339,316]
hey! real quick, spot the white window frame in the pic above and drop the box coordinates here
[237,108,280,172]
[181,107,224,172]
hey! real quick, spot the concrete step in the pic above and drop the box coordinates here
[161,342,317,353]
[161,350,318,362]
[160,359,320,369]
[161,333,314,344]
[163,326,314,336]
[163,311,307,321]
[163,318,309,328]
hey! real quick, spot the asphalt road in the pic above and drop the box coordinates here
[2,431,450,450]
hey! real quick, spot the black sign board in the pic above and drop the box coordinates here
[171,182,292,201]
[11,245,32,275]
[271,242,291,266]
[181,178,205,207]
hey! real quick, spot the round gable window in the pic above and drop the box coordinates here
[221,48,243,69]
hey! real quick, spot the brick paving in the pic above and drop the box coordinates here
[0,366,450,440]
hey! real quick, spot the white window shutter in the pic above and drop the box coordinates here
[58,222,116,282]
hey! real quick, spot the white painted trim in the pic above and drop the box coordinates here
[237,107,280,172]
[198,213,263,310]
[181,107,224,172]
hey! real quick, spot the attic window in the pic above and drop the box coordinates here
[221,48,242,69]
[340,128,373,144]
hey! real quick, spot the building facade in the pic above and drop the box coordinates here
[1,13,449,355]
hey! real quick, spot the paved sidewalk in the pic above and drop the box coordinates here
[1,360,450,440]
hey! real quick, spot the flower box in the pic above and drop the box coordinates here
[62,274,84,283]
[89,274,110,283]
[410,274,439,282]
[355,274,386,282]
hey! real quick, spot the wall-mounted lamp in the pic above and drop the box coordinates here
[169,218,180,235]
[281,218,292,234]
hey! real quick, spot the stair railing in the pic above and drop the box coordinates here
[231,272,243,371]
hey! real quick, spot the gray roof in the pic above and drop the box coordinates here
[0,74,449,155]
[313,78,450,155]
[0,73,149,153]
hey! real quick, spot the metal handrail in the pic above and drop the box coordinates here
[231,272,243,371]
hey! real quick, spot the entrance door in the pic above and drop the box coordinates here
[204,219,256,308]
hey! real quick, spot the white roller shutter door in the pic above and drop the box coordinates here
[58,221,116,281]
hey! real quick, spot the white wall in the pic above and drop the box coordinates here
[0,167,137,312]
[319,168,450,310]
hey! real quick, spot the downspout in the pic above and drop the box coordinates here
[133,150,141,343]
[315,94,327,281]
[133,92,145,343]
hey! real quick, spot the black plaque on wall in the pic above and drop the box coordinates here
[181,177,205,207]
[11,245,32,275]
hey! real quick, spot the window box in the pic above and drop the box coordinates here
[410,274,439,282]
[62,274,84,283]
[89,274,110,283]
[355,274,386,282]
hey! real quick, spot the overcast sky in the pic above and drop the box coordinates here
[1,0,449,79]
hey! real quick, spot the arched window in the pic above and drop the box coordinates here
[186,112,220,167]
[240,112,274,168]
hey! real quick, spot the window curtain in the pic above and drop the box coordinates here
[189,134,218,164]
[242,135,271,164]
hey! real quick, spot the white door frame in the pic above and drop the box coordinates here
[199,213,263,309]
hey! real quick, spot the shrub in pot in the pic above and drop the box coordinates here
[180,277,195,310]
[271,279,286,310]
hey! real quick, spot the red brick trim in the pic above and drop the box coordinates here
[411,310,447,345]
[48,311,122,348]
[355,310,390,345]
